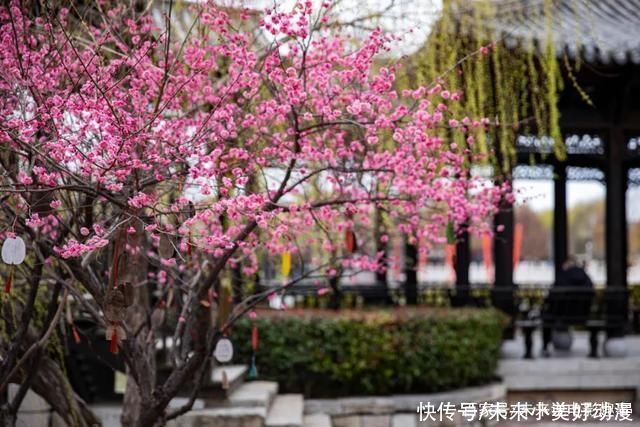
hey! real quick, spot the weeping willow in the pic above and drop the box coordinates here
[400,0,566,172]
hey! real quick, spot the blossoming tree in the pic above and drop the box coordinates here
[0,1,504,425]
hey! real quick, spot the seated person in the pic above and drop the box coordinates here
[542,256,594,356]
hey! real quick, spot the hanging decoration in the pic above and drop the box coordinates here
[66,296,82,344]
[248,323,259,379]
[214,337,234,363]
[3,270,11,295]
[104,229,131,354]
[281,251,291,278]
[251,324,259,350]
[72,326,82,345]
[104,283,128,354]
[345,229,357,253]
[481,234,493,281]
[445,244,456,282]
[2,235,26,294]
[248,355,258,379]
[344,211,357,254]
[1,236,26,264]
[513,223,524,270]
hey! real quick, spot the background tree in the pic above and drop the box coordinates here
[568,199,605,260]
[515,205,550,261]
[402,0,565,172]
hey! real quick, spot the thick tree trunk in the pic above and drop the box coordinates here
[121,289,155,426]
[33,358,99,426]
[122,368,143,426]
[121,219,159,426]
[137,406,167,427]
[0,408,16,427]
[0,297,98,427]
[19,356,99,427]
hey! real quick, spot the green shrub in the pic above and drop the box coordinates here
[231,307,506,397]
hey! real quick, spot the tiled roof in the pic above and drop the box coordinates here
[480,0,640,64]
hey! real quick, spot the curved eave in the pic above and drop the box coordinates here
[458,0,640,65]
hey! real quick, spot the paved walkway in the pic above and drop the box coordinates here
[501,330,640,359]
[497,331,640,426]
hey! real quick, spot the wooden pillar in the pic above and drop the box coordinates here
[493,193,516,339]
[606,128,628,290]
[404,237,418,305]
[554,164,568,281]
[605,78,630,338]
[606,129,628,339]
[453,230,471,306]
[494,196,514,287]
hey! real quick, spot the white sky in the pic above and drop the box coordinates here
[227,0,442,54]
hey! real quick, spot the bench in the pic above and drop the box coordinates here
[517,287,628,359]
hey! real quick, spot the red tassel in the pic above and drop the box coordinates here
[72,326,81,344]
[4,269,13,294]
[251,325,259,351]
[109,327,118,354]
[345,229,356,253]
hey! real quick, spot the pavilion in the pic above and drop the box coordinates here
[447,0,640,302]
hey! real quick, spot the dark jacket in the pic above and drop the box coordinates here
[556,266,594,289]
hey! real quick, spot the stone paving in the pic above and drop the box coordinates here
[501,330,640,360]
[497,331,640,426]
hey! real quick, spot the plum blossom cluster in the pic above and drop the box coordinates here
[0,0,505,281]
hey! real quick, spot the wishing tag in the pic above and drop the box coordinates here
[2,236,26,265]
[214,338,234,363]
[114,371,127,394]
[104,284,127,323]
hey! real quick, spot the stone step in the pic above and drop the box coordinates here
[199,365,248,402]
[211,365,248,388]
[169,397,205,411]
[168,406,267,427]
[228,381,279,408]
[392,413,417,427]
[266,394,304,427]
[303,413,332,427]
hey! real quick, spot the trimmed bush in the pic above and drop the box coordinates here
[231,307,506,397]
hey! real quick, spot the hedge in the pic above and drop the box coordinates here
[231,307,506,397]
